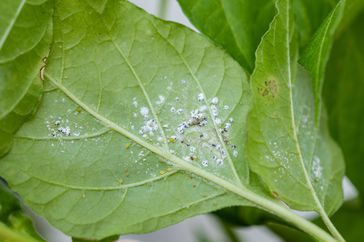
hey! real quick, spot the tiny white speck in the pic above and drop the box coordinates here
[132,97,138,107]
[223,105,229,110]
[199,105,208,112]
[216,159,224,166]
[183,156,190,161]
[156,95,165,105]
[170,107,176,113]
[157,137,164,142]
[211,97,219,104]
[233,150,238,157]
[197,93,205,101]
[73,131,80,137]
[176,108,184,114]
[202,160,208,167]
[181,79,187,84]
[211,105,218,117]
[140,107,149,118]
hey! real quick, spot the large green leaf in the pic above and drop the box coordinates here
[323,9,364,201]
[0,0,254,239]
[246,0,344,218]
[0,0,53,156]
[177,0,275,73]
[0,181,44,242]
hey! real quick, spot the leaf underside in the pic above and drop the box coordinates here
[246,0,344,214]
[0,0,347,240]
[0,0,53,156]
[0,0,254,239]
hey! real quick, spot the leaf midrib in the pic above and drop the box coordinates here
[283,0,329,218]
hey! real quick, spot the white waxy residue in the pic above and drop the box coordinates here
[312,156,322,179]
[139,119,158,136]
[233,150,238,157]
[140,107,149,118]
[202,160,208,167]
[211,97,219,104]
[211,105,218,117]
[156,95,165,105]
[132,97,138,107]
[197,93,205,102]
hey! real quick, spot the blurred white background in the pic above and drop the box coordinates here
[29,1,358,242]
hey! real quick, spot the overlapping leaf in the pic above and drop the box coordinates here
[178,0,275,73]
[300,0,345,123]
[246,0,344,214]
[0,0,53,156]
[0,181,44,242]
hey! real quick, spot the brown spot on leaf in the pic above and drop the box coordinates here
[258,79,278,97]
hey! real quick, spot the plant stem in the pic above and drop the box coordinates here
[0,223,39,242]
[318,210,345,242]
[218,220,240,242]
[158,0,169,19]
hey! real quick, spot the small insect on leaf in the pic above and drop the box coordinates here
[39,57,48,81]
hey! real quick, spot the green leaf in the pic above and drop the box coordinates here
[323,8,364,200]
[292,0,339,47]
[0,0,253,239]
[178,0,275,73]
[85,0,108,14]
[0,181,44,242]
[337,0,364,32]
[246,0,344,230]
[300,0,345,124]
[0,0,53,156]
[0,1,340,241]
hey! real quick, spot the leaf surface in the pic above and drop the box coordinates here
[300,0,345,123]
[246,0,344,215]
[0,0,256,239]
[178,0,275,73]
[0,0,53,156]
